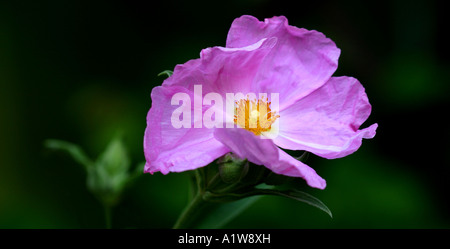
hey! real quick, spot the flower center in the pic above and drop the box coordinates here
[234,96,279,136]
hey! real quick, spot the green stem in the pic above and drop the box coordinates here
[172,192,212,229]
[104,205,112,229]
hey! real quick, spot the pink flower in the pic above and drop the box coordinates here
[143,15,377,189]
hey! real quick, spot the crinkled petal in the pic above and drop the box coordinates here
[214,127,279,165]
[227,15,341,110]
[273,76,378,159]
[162,37,276,96]
[144,86,230,174]
[273,149,326,189]
[214,127,326,189]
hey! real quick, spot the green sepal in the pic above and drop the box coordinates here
[157,70,173,78]
[295,151,309,162]
[218,153,249,184]
[88,136,131,206]
[44,139,93,171]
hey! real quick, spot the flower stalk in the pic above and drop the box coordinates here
[173,192,209,229]
[172,152,332,229]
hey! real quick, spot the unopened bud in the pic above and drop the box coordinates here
[218,153,249,183]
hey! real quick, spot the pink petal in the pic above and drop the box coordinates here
[273,149,326,189]
[273,76,378,159]
[214,127,326,189]
[162,38,276,96]
[214,127,279,165]
[227,15,341,110]
[144,86,230,174]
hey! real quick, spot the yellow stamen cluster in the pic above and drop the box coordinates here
[234,96,279,136]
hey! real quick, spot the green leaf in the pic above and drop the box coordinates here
[205,185,332,218]
[173,193,261,229]
[157,70,173,78]
[194,196,261,229]
[44,139,93,171]
[253,187,332,218]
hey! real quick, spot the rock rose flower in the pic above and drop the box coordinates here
[144,15,378,189]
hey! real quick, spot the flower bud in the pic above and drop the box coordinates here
[218,153,249,183]
[87,137,130,206]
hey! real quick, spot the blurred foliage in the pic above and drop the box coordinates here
[0,0,449,228]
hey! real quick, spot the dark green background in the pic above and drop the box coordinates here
[1,0,449,228]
